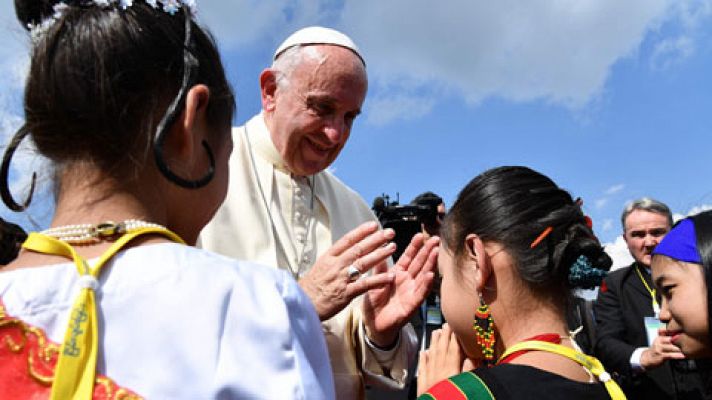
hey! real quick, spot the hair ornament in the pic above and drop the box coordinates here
[162,0,181,15]
[28,0,197,38]
[27,2,67,41]
[530,226,553,249]
[568,255,607,289]
[574,197,598,236]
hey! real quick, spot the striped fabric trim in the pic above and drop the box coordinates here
[418,371,495,400]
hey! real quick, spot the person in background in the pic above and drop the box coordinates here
[594,198,710,399]
[0,1,333,398]
[411,192,446,240]
[407,192,446,399]
[410,191,447,349]
[199,26,438,399]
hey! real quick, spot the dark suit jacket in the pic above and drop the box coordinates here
[594,262,710,399]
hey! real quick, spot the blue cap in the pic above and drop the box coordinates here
[652,218,702,264]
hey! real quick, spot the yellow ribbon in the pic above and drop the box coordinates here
[22,227,185,400]
[499,340,626,400]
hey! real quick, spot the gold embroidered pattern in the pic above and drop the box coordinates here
[0,301,142,399]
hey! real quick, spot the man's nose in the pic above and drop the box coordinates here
[323,118,346,143]
[643,234,658,247]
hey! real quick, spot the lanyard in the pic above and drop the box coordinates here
[499,341,626,400]
[22,227,184,400]
[634,264,660,316]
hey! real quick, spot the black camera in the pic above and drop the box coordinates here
[372,194,439,261]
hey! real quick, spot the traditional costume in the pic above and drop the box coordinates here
[0,240,334,399]
[419,335,622,400]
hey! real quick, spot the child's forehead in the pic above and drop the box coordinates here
[653,256,703,282]
[651,254,679,279]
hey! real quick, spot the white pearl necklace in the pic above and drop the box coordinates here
[41,219,167,245]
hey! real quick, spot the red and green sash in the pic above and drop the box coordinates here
[418,371,495,400]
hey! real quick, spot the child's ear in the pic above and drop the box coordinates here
[183,84,211,136]
[465,234,491,292]
[163,84,211,178]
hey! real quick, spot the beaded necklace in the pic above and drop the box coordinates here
[41,220,167,245]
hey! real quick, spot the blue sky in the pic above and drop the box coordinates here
[1,0,711,266]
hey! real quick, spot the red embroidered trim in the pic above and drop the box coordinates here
[0,299,142,399]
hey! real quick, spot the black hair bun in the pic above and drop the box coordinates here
[558,221,612,288]
[15,0,64,29]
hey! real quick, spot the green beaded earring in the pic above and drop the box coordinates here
[473,295,495,363]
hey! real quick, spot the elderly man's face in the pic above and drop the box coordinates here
[263,46,367,176]
[623,209,671,268]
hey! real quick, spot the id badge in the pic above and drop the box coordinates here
[644,316,664,346]
[426,305,442,325]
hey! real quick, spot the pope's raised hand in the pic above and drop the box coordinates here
[363,233,439,347]
[298,221,398,320]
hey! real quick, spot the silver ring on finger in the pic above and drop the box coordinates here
[347,264,361,282]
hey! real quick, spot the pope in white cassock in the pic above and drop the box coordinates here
[200,27,439,399]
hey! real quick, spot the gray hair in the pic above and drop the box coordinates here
[271,45,327,89]
[621,197,673,231]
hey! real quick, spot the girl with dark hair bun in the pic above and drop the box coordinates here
[0,1,334,399]
[417,166,624,399]
[651,210,712,361]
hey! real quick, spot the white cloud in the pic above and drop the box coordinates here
[605,184,626,195]
[603,236,634,271]
[671,0,712,29]
[336,0,712,123]
[686,204,712,215]
[650,36,695,71]
[365,93,436,126]
[594,183,626,211]
[673,203,712,221]
[340,0,675,120]
[595,198,609,210]
[4,1,708,130]
[648,1,712,71]
[197,0,327,50]
[601,219,614,232]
